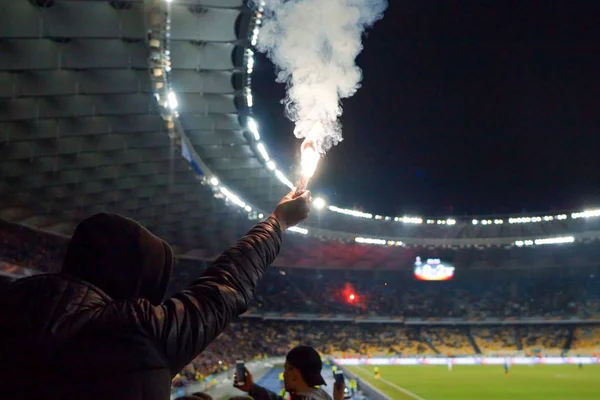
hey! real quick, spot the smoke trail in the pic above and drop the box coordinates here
[253,0,387,155]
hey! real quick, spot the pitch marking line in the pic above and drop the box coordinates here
[357,366,427,400]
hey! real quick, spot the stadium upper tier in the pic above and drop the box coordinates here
[0,0,287,252]
[3,217,600,271]
[2,225,600,321]
[2,1,600,252]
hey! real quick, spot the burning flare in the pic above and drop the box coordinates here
[296,121,322,193]
[300,138,320,179]
[296,138,320,193]
[253,0,387,194]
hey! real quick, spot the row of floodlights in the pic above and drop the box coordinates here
[209,175,582,248]
[353,236,577,247]
[240,52,600,226]
[243,114,600,229]
[208,173,583,249]
[211,175,582,247]
[244,113,600,228]
[514,236,575,246]
[208,176,309,235]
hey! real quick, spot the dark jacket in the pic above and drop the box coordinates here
[0,213,282,400]
[249,385,332,400]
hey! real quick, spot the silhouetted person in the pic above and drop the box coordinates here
[0,190,311,400]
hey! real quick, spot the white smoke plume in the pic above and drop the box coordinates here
[253,0,388,155]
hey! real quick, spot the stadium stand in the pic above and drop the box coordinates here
[1,218,599,395]
[2,2,597,399]
[570,327,600,355]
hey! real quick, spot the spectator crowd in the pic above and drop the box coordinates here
[1,218,599,398]
[1,220,599,322]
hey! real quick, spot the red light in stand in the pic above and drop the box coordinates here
[342,283,359,305]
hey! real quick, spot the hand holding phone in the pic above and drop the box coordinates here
[233,362,255,393]
[334,371,352,400]
[235,361,245,385]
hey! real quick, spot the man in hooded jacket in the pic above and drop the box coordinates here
[0,189,311,400]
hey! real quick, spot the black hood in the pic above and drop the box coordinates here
[61,213,174,305]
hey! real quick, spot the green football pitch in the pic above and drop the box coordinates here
[347,364,600,400]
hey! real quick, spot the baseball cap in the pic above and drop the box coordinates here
[286,345,327,387]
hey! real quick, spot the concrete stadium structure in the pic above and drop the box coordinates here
[2,0,600,261]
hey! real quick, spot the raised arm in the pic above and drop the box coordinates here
[139,190,311,374]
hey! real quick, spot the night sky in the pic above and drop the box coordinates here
[251,1,600,217]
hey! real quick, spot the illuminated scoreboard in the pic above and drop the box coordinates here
[414,256,455,281]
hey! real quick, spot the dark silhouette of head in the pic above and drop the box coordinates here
[62,213,174,305]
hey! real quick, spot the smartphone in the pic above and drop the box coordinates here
[236,360,245,385]
[334,371,345,386]
[335,372,352,399]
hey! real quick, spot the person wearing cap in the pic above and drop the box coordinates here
[234,346,344,400]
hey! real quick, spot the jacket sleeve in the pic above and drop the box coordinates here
[249,384,286,400]
[130,217,282,374]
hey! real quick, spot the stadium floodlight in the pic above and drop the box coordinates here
[289,226,308,234]
[219,187,246,209]
[252,27,260,45]
[247,117,260,140]
[534,236,575,245]
[275,169,294,189]
[313,197,326,210]
[266,160,276,171]
[355,237,386,245]
[256,143,270,161]
[167,91,178,110]
[329,206,373,219]
[209,177,219,186]
[572,209,600,219]
[247,54,255,74]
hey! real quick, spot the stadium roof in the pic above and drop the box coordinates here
[0,0,280,253]
[2,0,600,257]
